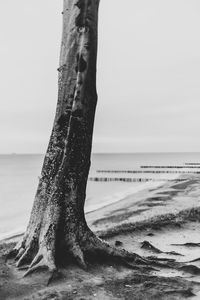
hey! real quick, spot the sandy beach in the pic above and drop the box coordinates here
[0,173,200,299]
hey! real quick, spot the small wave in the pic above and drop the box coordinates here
[85,178,177,213]
[0,227,25,242]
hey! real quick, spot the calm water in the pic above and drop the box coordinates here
[0,152,200,240]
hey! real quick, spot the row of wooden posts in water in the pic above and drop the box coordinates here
[185,163,200,165]
[88,177,186,182]
[96,170,200,174]
[140,166,200,169]
[89,163,200,182]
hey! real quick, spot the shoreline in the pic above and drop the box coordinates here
[0,176,179,243]
[85,179,169,213]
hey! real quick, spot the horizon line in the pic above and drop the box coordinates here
[1,151,200,155]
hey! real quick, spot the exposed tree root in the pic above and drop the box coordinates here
[7,231,152,278]
[171,242,200,247]
[67,240,88,270]
[7,229,200,282]
[85,236,155,272]
[23,250,56,277]
[141,240,183,256]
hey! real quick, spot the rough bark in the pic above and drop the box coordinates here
[8,0,100,273]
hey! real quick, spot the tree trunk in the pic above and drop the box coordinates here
[8,0,148,278]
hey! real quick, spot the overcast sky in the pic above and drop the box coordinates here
[0,0,200,153]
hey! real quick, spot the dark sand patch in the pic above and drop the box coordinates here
[146,196,170,202]
[92,209,148,226]
[138,201,166,208]
[171,180,199,190]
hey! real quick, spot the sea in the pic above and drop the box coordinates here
[0,152,200,241]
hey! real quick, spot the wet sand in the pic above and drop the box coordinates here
[1,174,200,299]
